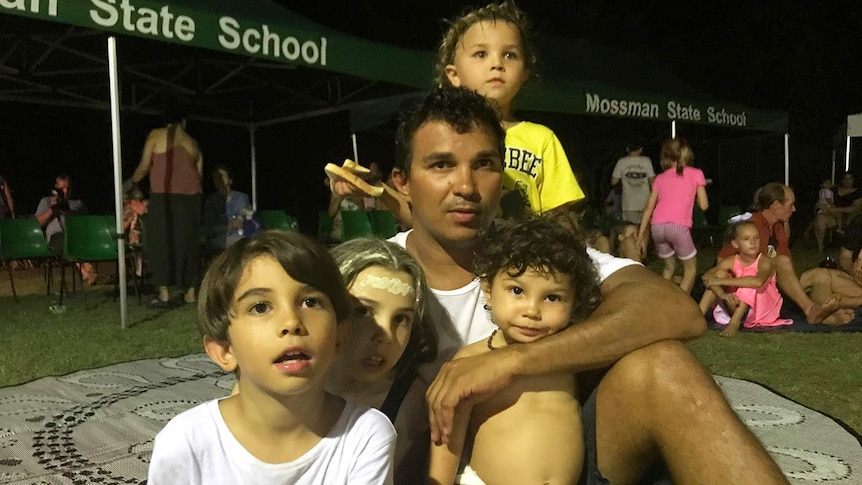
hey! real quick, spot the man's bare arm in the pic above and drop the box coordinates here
[507,264,704,373]
[427,264,705,443]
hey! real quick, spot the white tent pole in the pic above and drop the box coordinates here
[784,133,790,185]
[671,121,676,139]
[108,36,127,330]
[249,122,258,211]
[351,133,359,163]
[832,150,836,184]
[847,135,852,172]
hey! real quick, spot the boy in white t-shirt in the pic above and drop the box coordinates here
[147,231,395,485]
[611,139,655,224]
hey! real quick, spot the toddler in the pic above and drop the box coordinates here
[427,216,602,485]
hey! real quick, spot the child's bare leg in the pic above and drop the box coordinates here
[720,302,749,337]
[661,257,676,281]
[698,288,717,314]
[680,256,698,293]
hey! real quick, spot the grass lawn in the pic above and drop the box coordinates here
[2,246,860,434]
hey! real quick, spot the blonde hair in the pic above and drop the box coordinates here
[434,0,537,87]
[660,137,694,175]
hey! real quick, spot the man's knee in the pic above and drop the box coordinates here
[774,254,793,269]
[800,267,829,288]
[602,341,713,401]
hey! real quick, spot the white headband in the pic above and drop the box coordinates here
[354,274,414,297]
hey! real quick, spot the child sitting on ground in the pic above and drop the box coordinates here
[326,237,438,481]
[427,216,602,485]
[699,220,793,337]
[147,231,396,484]
[612,222,642,262]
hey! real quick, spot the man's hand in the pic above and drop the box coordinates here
[228,217,244,230]
[426,348,518,445]
[325,160,383,197]
[49,197,69,217]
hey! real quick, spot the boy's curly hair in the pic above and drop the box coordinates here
[474,216,602,324]
[435,0,537,87]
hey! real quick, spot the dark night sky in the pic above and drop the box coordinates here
[279,0,862,143]
[3,1,862,230]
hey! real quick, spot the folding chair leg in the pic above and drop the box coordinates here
[6,264,17,302]
[59,261,66,305]
[76,264,87,305]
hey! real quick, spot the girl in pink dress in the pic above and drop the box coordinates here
[637,137,709,293]
[699,220,793,337]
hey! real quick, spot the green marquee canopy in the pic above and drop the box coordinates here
[1,0,788,132]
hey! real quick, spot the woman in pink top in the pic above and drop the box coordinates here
[637,137,708,293]
[129,104,203,308]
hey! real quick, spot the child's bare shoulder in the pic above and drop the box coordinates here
[452,339,491,360]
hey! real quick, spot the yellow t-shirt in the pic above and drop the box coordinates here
[500,122,585,217]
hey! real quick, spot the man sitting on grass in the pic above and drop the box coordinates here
[717,182,850,324]
[800,214,862,325]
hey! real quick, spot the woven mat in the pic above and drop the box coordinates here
[0,355,859,484]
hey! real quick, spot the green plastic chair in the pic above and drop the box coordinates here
[369,210,399,239]
[60,215,119,304]
[318,211,334,240]
[339,210,374,241]
[0,218,56,301]
[691,206,717,247]
[257,209,298,231]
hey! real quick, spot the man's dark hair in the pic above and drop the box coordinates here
[753,182,788,211]
[394,86,505,177]
[625,137,644,153]
[474,216,602,324]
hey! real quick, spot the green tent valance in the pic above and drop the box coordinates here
[1,0,435,89]
[2,0,787,132]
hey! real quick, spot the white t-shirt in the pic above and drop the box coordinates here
[612,155,655,212]
[147,399,396,485]
[389,231,639,381]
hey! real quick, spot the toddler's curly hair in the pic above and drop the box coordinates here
[474,216,602,324]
